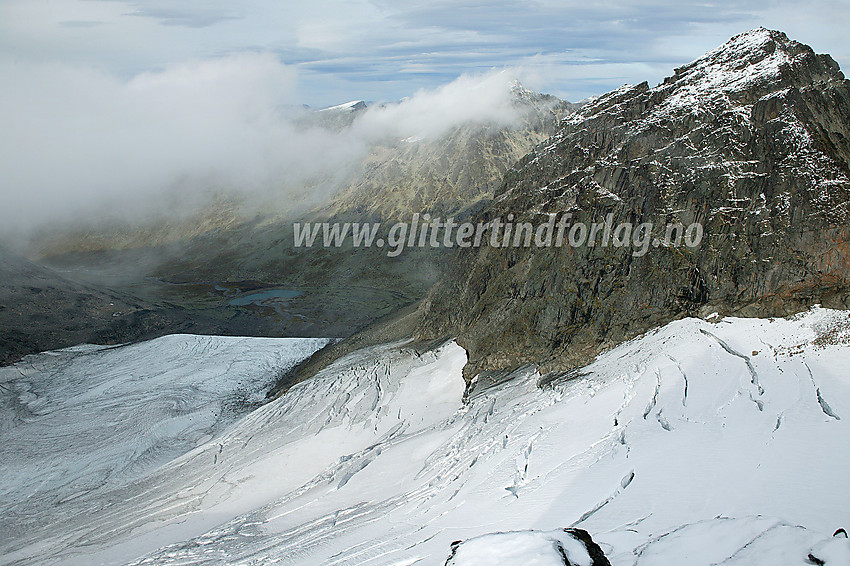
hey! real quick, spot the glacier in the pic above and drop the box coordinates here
[1,310,849,565]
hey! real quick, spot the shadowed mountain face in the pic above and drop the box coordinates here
[417,28,850,377]
[0,248,325,365]
[0,249,164,364]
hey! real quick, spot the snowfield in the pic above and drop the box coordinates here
[1,309,849,565]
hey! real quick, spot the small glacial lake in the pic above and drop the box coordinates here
[229,289,302,306]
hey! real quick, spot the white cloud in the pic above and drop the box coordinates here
[0,53,302,233]
[353,70,525,141]
[0,55,529,238]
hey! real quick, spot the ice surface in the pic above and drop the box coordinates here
[0,335,330,563]
[2,309,849,565]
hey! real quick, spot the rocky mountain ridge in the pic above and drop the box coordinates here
[416,28,850,378]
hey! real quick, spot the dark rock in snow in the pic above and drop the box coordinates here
[562,528,612,566]
[807,528,850,564]
[444,527,611,565]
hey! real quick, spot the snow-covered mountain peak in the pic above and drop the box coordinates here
[652,27,841,115]
[507,78,570,112]
[509,78,533,97]
[568,27,843,126]
[684,27,794,73]
[318,100,368,113]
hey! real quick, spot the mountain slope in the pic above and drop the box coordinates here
[418,28,850,377]
[322,84,575,220]
[0,248,186,364]
[20,84,575,359]
[0,247,312,365]
[1,309,848,564]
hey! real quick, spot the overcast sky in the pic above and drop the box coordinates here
[2,0,848,105]
[1,0,848,238]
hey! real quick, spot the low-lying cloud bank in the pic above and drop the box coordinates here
[0,52,531,241]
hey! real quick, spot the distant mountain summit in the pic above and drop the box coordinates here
[319,100,368,112]
[321,80,576,221]
[298,99,369,130]
[419,28,850,377]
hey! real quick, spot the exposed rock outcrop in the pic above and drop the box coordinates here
[444,528,611,565]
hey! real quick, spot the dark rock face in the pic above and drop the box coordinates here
[418,28,850,377]
[0,248,281,365]
[562,528,612,566]
[443,528,611,565]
